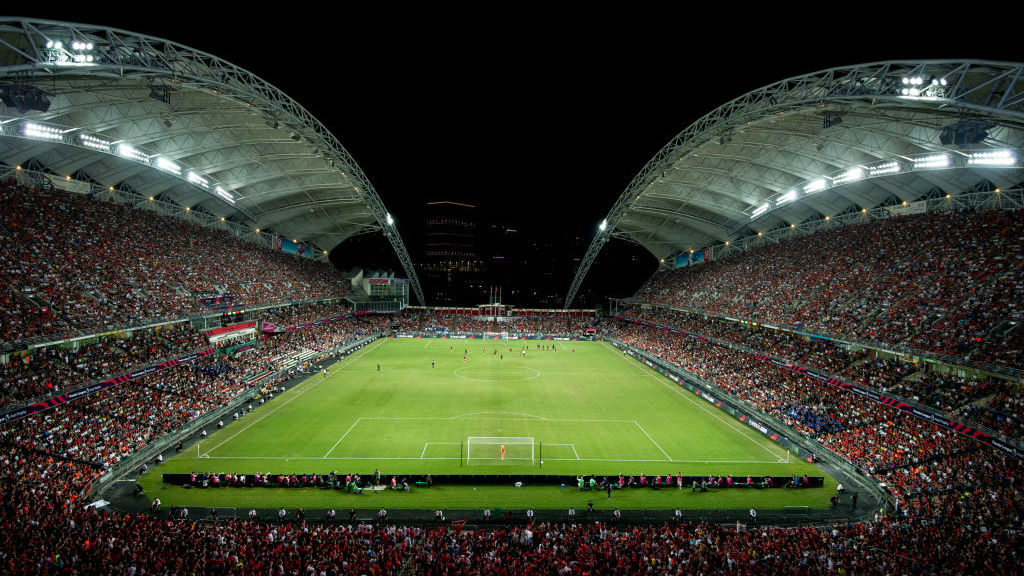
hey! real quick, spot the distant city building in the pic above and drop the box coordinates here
[418,201,485,304]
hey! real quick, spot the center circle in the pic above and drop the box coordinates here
[453,366,541,382]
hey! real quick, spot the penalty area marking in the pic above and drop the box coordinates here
[323,418,363,459]
[199,339,383,458]
[420,442,461,459]
[633,421,672,461]
[545,442,580,460]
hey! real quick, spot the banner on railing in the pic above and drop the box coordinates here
[615,316,1023,460]
[0,348,215,425]
[203,321,256,338]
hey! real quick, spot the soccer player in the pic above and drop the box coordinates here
[377,363,380,373]
[431,359,435,368]
[500,444,506,460]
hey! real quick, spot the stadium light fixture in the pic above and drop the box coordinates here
[599,219,607,231]
[156,157,182,176]
[832,167,864,185]
[23,122,63,141]
[914,154,949,169]
[968,150,1015,166]
[804,179,827,194]
[79,133,111,151]
[215,186,236,205]
[868,161,900,176]
[187,172,210,189]
[386,212,394,226]
[118,143,149,163]
[750,202,771,219]
[776,190,798,206]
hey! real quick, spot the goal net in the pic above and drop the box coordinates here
[484,331,511,341]
[466,436,534,465]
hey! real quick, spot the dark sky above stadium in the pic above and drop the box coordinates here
[24,10,1024,306]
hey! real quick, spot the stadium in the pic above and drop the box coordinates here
[1,17,1022,575]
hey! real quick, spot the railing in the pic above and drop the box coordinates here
[614,309,1024,455]
[608,338,896,514]
[623,301,1022,380]
[1,297,349,354]
[90,335,379,502]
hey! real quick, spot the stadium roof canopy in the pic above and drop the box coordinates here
[0,18,425,304]
[566,60,1024,308]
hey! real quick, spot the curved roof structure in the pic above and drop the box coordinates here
[566,60,1024,308]
[0,18,425,304]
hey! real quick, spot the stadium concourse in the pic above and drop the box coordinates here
[0,176,1020,572]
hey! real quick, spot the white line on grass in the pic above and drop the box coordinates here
[634,421,673,461]
[195,455,784,464]
[572,444,580,460]
[420,443,428,459]
[199,339,383,458]
[323,418,363,459]
[607,342,789,461]
[359,416,635,423]
[449,411,548,420]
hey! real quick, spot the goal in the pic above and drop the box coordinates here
[484,331,511,341]
[466,436,534,465]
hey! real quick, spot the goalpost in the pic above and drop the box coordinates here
[484,331,511,342]
[466,436,534,465]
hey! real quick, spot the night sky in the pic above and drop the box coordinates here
[24,11,1024,307]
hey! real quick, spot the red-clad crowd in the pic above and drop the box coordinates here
[0,182,351,347]
[0,324,208,407]
[634,208,1024,368]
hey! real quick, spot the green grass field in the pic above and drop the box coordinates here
[141,338,832,510]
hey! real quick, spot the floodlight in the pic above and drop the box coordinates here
[156,157,181,175]
[187,172,209,189]
[804,179,826,194]
[967,150,1015,166]
[868,161,900,176]
[118,143,149,163]
[79,134,111,151]
[832,167,864,185]
[23,122,62,140]
[599,219,607,231]
[215,186,236,204]
[750,202,770,219]
[914,154,949,169]
[776,190,798,206]
[386,213,394,226]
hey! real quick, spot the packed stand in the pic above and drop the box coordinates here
[634,208,1024,368]
[0,324,208,408]
[622,305,1009,416]
[0,181,351,347]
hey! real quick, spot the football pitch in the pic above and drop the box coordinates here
[143,338,831,510]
